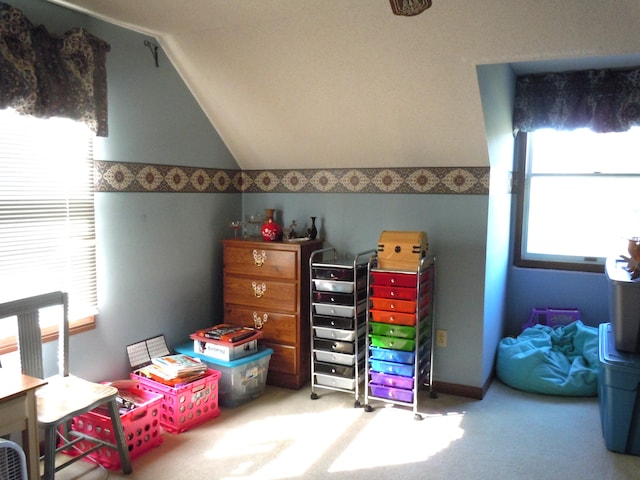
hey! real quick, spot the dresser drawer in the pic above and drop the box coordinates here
[224,276,297,312]
[224,244,298,279]
[265,343,297,374]
[223,306,297,344]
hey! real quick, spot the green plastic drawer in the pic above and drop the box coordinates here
[369,322,415,339]
[369,334,415,352]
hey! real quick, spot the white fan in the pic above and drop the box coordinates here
[0,439,27,480]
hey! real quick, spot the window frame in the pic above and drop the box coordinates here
[514,131,605,274]
[0,110,97,355]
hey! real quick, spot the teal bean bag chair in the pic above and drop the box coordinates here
[496,320,599,396]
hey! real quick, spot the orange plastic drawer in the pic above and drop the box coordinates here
[370,297,416,313]
[368,309,417,326]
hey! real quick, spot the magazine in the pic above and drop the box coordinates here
[151,353,206,377]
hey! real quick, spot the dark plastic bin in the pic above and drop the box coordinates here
[606,257,640,353]
[598,323,640,455]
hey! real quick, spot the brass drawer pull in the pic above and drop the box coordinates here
[253,249,267,266]
[252,281,267,297]
[253,311,268,329]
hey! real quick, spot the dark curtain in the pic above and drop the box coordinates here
[513,67,640,135]
[0,2,110,136]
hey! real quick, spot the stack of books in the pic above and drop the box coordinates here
[137,353,207,387]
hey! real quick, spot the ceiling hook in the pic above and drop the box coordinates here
[144,40,159,67]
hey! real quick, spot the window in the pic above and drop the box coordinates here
[0,109,97,352]
[515,127,640,272]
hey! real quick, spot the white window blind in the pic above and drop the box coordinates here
[0,109,97,325]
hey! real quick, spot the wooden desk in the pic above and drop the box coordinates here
[0,371,47,480]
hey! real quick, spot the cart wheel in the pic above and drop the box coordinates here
[353,400,361,408]
[364,404,374,413]
[414,413,424,421]
[429,391,438,399]
[310,392,319,400]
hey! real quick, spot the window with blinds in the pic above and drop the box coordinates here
[0,109,97,349]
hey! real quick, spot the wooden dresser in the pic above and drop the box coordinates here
[222,238,322,389]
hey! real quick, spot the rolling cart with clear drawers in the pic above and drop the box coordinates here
[364,254,437,420]
[309,248,376,407]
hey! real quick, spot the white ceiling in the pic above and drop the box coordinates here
[48,1,640,170]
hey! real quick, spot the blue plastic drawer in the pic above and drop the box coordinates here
[369,346,415,364]
[369,359,415,377]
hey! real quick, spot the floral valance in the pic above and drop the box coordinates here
[513,67,640,135]
[0,1,110,136]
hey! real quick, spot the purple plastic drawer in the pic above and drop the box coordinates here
[369,371,415,389]
[369,384,414,403]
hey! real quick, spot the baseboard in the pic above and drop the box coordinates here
[434,374,493,400]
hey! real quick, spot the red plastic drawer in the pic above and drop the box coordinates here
[371,285,417,300]
[371,269,431,287]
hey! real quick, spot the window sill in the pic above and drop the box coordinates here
[0,315,95,356]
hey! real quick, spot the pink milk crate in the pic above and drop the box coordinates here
[130,368,221,433]
[127,335,222,433]
[63,387,163,470]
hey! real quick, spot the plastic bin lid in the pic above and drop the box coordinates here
[126,335,172,371]
[175,342,273,368]
[606,257,640,286]
[599,323,640,372]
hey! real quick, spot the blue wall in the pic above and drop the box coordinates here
[243,192,490,388]
[11,0,241,380]
[9,0,611,394]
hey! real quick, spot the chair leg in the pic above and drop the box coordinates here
[107,399,132,475]
[43,426,57,480]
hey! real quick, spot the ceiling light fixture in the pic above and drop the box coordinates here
[389,0,432,16]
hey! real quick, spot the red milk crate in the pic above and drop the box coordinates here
[64,387,163,470]
[127,335,222,433]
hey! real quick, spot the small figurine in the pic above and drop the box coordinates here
[288,220,298,239]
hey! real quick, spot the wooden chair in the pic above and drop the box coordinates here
[0,292,132,479]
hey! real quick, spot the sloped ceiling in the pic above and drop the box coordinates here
[48,0,640,170]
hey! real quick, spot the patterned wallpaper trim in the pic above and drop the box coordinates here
[95,161,490,195]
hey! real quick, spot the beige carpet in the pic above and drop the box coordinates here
[54,380,640,480]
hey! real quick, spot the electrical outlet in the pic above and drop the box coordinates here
[436,329,447,347]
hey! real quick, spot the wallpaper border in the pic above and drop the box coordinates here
[95,161,490,195]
